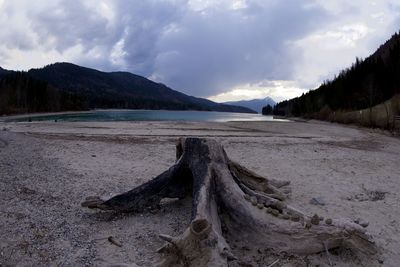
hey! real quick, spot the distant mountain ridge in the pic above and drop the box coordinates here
[0,62,255,114]
[223,97,276,113]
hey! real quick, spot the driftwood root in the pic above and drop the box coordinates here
[83,138,377,266]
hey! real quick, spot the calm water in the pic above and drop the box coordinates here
[6,110,286,123]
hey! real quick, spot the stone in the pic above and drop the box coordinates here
[274,201,286,211]
[271,209,280,216]
[309,197,325,206]
[250,196,257,206]
[311,214,320,225]
[291,214,300,222]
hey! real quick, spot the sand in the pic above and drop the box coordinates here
[0,119,399,266]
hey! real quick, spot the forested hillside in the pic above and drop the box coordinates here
[27,63,254,113]
[0,63,255,115]
[274,32,400,120]
[0,72,86,114]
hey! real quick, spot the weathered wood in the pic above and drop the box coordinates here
[82,138,377,266]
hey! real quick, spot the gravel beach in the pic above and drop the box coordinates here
[1,120,399,266]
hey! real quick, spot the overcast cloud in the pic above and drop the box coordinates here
[0,0,399,101]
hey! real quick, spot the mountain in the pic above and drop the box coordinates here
[274,31,400,120]
[0,63,256,115]
[223,97,276,113]
[26,63,254,113]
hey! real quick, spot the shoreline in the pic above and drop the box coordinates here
[0,110,93,122]
[0,109,260,121]
[0,109,282,123]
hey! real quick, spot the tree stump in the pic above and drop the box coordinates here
[82,138,377,266]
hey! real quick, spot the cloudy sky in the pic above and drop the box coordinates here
[0,0,399,102]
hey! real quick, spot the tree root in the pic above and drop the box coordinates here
[82,138,378,266]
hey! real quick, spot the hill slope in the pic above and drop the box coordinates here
[26,63,254,113]
[223,97,276,113]
[0,71,87,114]
[274,31,400,118]
[0,67,10,77]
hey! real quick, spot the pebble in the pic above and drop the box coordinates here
[354,218,369,228]
[309,197,325,206]
[250,196,257,206]
[257,203,264,209]
[274,201,285,211]
[311,214,320,225]
[271,209,280,217]
[291,215,300,222]
[325,218,333,225]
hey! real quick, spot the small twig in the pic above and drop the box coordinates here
[92,237,109,241]
[323,241,333,267]
[159,234,174,243]
[267,258,280,267]
[108,236,122,247]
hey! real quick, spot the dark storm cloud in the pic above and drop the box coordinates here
[29,0,120,69]
[113,0,188,76]
[17,0,328,97]
[31,1,109,52]
[150,1,329,96]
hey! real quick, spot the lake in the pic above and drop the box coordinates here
[5,110,287,123]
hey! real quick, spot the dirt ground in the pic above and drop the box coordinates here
[0,120,399,266]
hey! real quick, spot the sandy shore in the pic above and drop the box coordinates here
[0,120,399,266]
